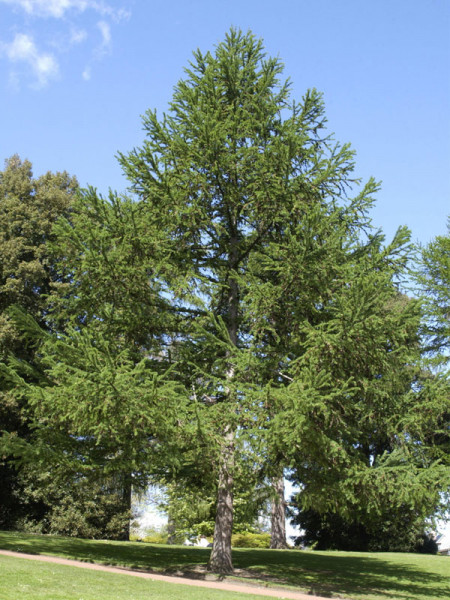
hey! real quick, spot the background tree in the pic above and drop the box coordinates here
[49,187,190,537]
[14,464,135,540]
[413,220,449,470]
[290,506,438,553]
[269,239,449,541]
[0,155,77,530]
[0,162,175,540]
[1,303,187,539]
[48,188,173,354]
[415,218,450,362]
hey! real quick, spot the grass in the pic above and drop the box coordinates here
[1,530,449,600]
[0,553,266,600]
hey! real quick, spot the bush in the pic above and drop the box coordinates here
[141,533,168,544]
[130,525,169,545]
[292,508,439,553]
[231,532,271,548]
[414,534,439,554]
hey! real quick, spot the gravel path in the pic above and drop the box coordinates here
[0,549,344,600]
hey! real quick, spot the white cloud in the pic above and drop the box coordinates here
[70,28,87,44]
[97,20,111,49]
[0,0,130,21]
[1,32,59,87]
[1,0,129,85]
[4,32,34,60]
[0,0,86,18]
[80,20,110,80]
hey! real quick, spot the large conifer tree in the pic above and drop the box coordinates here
[4,31,447,571]
[118,29,402,571]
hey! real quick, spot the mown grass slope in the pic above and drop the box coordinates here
[0,553,267,600]
[1,530,448,600]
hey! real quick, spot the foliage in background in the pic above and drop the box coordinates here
[14,467,135,540]
[0,155,78,531]
[291,507,438,553]
[415,218,450,362]
[270,245,449,530]
[413,220,450,471]
[157,477,270,541]
[231,532,271,548]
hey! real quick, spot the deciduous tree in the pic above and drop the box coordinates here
[0,155,77,529]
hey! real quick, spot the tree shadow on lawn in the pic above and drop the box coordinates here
[233,548,450,600]
[0,532,448,600]
[0,531,207,569]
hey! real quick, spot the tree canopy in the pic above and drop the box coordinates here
[416,219,450,361]
[1,30,448,569]
[0,155,78,530]
[117,29,448,569]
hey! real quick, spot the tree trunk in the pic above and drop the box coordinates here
[208,429,234,573]
[208,236,239,573]
[119,475,133,541]
[270,473,288,549]
[167,513,176,544]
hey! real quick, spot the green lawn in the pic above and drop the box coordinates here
[1,530,449,600]
[0,553,266,600]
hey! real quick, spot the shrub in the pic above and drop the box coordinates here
[231,532,271,548]
[130,525,168,545]
[414,534,439,554]
[141,532,168,544]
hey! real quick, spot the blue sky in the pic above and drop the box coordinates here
[1,0,449,246]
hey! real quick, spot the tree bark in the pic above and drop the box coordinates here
[119,475,133,541]
[167,513,176,544]
[208,429,234,573]
[208,245,239,573]
[270,473,288,549]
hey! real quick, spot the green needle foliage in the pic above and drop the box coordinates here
[416,218,450,361]
[1,30,448,570]
[413,218,450,468]
[116,29,448,569]
[2,305,189,490]
[48,189,175,352]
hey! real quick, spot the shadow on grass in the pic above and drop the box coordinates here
[1,531,448,600]
[234,547,450,599]
[0,530,208,570]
